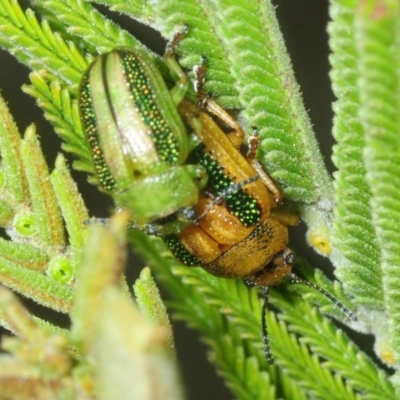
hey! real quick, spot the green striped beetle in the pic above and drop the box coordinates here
[79,39,206,233]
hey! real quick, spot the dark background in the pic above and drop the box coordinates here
[0,1,367,399]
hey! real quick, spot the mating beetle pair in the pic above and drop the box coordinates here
[78,30,355,363]
[79,39,205,233]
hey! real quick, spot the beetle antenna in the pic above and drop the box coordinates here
[261,286,274,365]
[289,273,357,321]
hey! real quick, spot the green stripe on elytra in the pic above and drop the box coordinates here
[119,51,180,164]
[79,73,116,192]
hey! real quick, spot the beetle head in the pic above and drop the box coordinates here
[243,248,296,288]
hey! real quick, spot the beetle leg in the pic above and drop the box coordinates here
[164,24,188,58]
[193,56,245,149]
[242,280,274,364]
[261,287,274,365]
[269,208,300,226]
[247,128,283,204]
[164,26,189,106]
[193,55,209,112]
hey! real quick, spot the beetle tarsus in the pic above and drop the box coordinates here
[193,56,210,113]
[247,128,284,204]
[165,25,188,57]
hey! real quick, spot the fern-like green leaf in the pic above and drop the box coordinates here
[21,127,65,247]
[356,0,400,368]
[329,0,384,310]
[273,290,395,399]
[330,0,400,374]
[37,0,148,53]
[133,267,176,358]
[267,307,359,400]
[90,0,155,25]
[0,92,89,314]
[0,96,27,205]
[0,0,85,84]
[153,0,238,107]
[50,155,89,272]
[23,72,93,173]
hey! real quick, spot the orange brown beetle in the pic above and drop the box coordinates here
[163,97,355,363]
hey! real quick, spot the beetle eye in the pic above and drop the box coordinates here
[282,249,296,266]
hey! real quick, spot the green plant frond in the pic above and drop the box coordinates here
[0,199,13,226]
[0,292,71,342]
[90,0,154,25]
[0,0,86,84]
[133,267,176,358]
[0,239,49,271]
[31,1,89,48]
[0,1,93,173]
[50,155,89,272]
[206,331,275,400]
[0,92,27,206]
[0,287,76,399]
[23,71,93,173]
[153,0,238,107]
[269,310,358,400]
[0,216,186,398]
[0,257,73,312]
[0,93,88,315]
[330,0,400,373]
[271,290,395,399]
[329,0,384,311]
[278,370,307,400]
[36,0,148,54]
[356,0,400,367]
[21,126,66,248]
